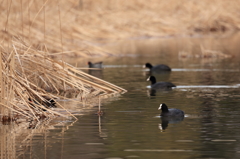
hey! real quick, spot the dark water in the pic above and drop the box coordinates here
[9,38,240,158]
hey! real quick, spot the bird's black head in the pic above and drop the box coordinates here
[158,103,169,112]
[147,76,157,84]
[144,63,153,69]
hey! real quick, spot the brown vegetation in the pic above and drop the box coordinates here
[0,38,126,122]
[1,0,240,57]
[0,0,239,122]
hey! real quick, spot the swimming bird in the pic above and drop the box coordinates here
[158,103,184,117]
[147,76,176,89]
[144,63,171,72]
[88,61,103,68]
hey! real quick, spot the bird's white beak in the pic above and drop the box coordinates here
[142,65,146,68]
[146,76,150,81]
[158,104,162,110]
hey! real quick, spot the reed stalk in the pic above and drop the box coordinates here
[0,39,126,122]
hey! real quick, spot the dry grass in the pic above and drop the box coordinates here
[0,37,126,122]
[1,0,240,56]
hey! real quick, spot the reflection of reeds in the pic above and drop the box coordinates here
[178,45,232,59]
[0,116,77,159]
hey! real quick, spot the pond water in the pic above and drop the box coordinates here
[8,38,240,158]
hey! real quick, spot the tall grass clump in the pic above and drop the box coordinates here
[0,37,126,122]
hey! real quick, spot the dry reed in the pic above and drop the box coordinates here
[0,0,239,57]
[0,37,126,122]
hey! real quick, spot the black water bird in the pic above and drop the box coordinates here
[158,103,184,117]
[88,61,103,68]
[144,63,171,72]
[28,96,57,111]
[147,76,176,90]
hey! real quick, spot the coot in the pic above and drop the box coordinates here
[147,76,176,89]
[158,103,184,117]
[28,96,57,111]
[144,63,171,71]
[88,61,103,68]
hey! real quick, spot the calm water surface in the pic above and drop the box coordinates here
[14,40,240,158]
[23,58,240,159]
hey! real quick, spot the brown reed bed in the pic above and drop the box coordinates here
[0,37,126,123]
[1,0,240,58]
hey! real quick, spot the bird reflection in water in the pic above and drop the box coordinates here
[147,88,174,97]
[159,116,184,131]
[88,69,103,79]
